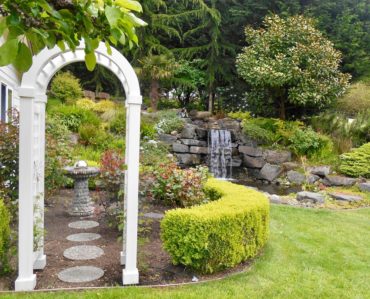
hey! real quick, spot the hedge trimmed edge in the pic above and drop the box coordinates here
[160,178,270,273]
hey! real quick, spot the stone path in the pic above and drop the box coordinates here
[58,220,105,283]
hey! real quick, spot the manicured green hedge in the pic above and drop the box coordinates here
[0,199,11,274]
[161,179,269,273]
[339,143,370,178]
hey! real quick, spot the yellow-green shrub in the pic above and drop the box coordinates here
[0,199,11,274]
[49,71,83,104]
[76,98,96,110]
[161,179,269,273]
[339,143,370,178]
[93,100,117,113]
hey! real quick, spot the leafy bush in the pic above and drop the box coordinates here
[76,98,96,110]
[228,111,251,121]
[147,162,208,207]
[72,145,103,164]
[155,111,185,134]
[288,128,332,158]
[339,143,370,178]
[93,100,117,114]
[161,179,269,273]
[49,71,83,104]
[99,150,126,200]
[243,121,276,144]
[78,124,113,149]
[109,110,126,135]
[140,141,171,167]
[0,110,19,206]
[45,116,72,197]
[49,105,101,132]
[337,82,370,117]
[0,199,11,275]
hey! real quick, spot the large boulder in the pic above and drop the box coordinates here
[176,154,201,165]
[172,143,189,153]
[181,139,207,146]
[296,191,325,204]
[323,175,357,187]
[287,170,306,185]
[263,150,291,164]
[359,182,370,192]
[243,155,265,169]
[180,123,198,139]
[238,146,263,157]
[260,163,283,182]
[309,166,331,177]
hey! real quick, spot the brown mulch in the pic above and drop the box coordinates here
[1,189,252,291]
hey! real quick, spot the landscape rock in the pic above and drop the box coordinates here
[297,191,325,204]
[243,155,265,168]
[329,192,363,202]
[324,175,357,187]
[238,146,263,157]
[159,134,177,144]
[359,182,370,192]
[190,146,209,154]
[260,163,283,182]
[231,157,242,167]
[181,139,207,146]
[246,168,261,179]
[309,166,331,177]
[287,170,306,185]
[176,153,201,165]
[181,123,198,139]
[195,128,208,139]
[191,111,212,120]
[307,174,320,184]
[282,162,300,171]
[263,150,292,164]
[269,194,282,204]
[172,143,189,153]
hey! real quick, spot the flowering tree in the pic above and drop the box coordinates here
[236,15,351,119]
[0,0,145,71]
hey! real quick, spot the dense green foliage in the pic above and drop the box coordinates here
[339,143,370,178]
[154,111,185,134]
[0,0,145,71]
[161,179,269,273]
[236,15,350,119]
[50,72,83,104]
[0,198,10,275]
[337,82,370,117]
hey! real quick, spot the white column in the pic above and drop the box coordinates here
[33,96,47,270]
[122,97,141,285]
[15,95,36,291]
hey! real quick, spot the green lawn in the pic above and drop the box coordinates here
[4,205,370,299]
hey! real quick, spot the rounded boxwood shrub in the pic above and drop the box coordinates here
[339,143,370,178]
[161,179,269,274]
[50,71,83,104]
[0,198,11,274]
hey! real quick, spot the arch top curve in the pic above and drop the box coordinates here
[20,41,141,104]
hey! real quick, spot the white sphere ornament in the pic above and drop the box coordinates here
[74,160,88,168]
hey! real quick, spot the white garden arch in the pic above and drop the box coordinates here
[15,42,142,291]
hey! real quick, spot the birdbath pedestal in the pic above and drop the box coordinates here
[64,163,100,216]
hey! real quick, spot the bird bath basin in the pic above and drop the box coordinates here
[64,161,100,216]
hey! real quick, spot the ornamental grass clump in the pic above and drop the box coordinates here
[161,179,269,273]
[339,143,370,178]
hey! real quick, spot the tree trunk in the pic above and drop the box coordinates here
[150,79,160,111]
[208,84,214,113]
[278,90,286,120]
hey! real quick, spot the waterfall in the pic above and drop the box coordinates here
[208,129,232,179]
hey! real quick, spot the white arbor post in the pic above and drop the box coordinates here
[33,96,47,270]
[122,96,142,285]
[15,92,37,291]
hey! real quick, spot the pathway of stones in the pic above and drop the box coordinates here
[57,220,105,283]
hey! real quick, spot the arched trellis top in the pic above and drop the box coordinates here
[19,42,142,104]
[15,42,142,291]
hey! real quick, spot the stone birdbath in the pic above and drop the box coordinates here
[64,161,100,216]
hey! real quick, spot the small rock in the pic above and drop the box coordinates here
[329,192,363,202]
[282,162,300,171]
[263,150,291,164]
[192,276,199,282]
[170,130,178,136]
[269,194,282,204]
[287,170,306,185]
[260,163,283,182]
[309,166,331,177]
[359,182,370,192]
[307,174,320,184]
[238,146,263,157]
[176,153,201,165]
[181,139,207,146]
[297,191,325,204]
[180,124,198,139]
[243,155,265,169]
[172,143,189,153]
[231,157,242,167]
[324,175,357,187]
[159,134,177,144]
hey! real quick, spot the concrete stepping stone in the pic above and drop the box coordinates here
[64,245,104,260]
[58,266,104,283]
[68,220,99,230]
[67,233,101,242]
